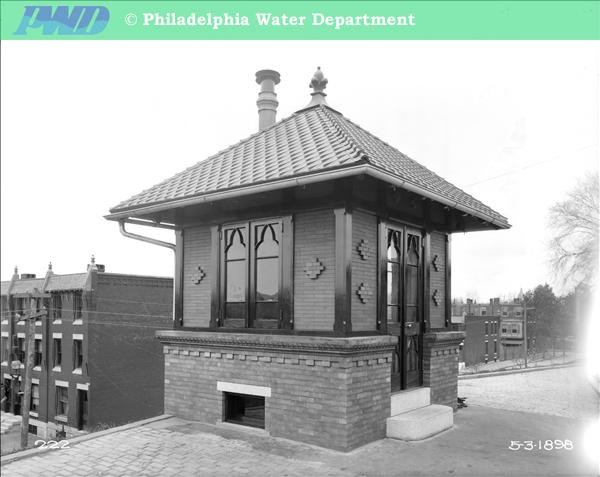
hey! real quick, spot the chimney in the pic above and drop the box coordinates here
[255,69,280,131]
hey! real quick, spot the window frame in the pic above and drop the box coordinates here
[55,385,68,417]
[73,339,83,370]
[215,216,293,330]
[34,339,42,368]
[31,383,40,412]
[53,339,62,368]
[51,293,62,321]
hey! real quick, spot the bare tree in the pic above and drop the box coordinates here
[549,173,599,290]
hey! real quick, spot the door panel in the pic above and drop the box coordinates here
[384,224,424,392]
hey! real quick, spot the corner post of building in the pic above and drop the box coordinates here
[445,234,452,328]
[174,229,184,329]
[334,206,352,335]
[209,225,220,328]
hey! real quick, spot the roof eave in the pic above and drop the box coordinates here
[105,164,510,230]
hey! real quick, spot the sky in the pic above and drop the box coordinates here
[1,40,598,299]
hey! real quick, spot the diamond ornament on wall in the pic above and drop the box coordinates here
[304,258,325,279]
[432,289,440,306]
[357,239,374,260]
[357,283,373,304]
[432,254,440,272]
[192,266,206,284]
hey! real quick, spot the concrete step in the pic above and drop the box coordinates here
[390,387,431,416]
[386,404,453,441]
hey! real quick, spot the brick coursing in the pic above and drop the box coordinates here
[351,211,377,332]
[293,210,335,331]
[183,226,212,327]
[163,342,391,451]
[429,232,446,329]
[422,333,462,410]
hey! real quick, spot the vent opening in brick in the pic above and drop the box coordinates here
[224,392,265,429]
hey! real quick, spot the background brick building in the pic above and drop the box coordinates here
[1,260,172,438]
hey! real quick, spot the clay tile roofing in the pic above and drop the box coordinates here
[109,105,509,228]
[45,273,88,292]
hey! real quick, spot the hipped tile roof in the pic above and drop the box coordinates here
[110,105,509,228]
[1,273,88,296]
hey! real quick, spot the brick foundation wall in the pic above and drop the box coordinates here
[422,331,465,410]
[158,331,395,451]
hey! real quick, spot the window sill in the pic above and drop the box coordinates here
[52,366,62,372]
[1,361,7,366]
[1,320,7,325]
[17,321,25,326]
[55,414,68,423]
[53,320,62,325]
[29,411,38,418]
[19,364,24,369]
[35,321,42,326]
[73,320,82,325]
[72,368,82,375]
[33,366,41,371]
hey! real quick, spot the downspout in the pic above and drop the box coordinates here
[118,221,178,326]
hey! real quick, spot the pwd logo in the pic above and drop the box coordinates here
[14,6,110,35]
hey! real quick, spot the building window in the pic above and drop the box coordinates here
[77,389,88,430]
[17,337,25,363]
[220,219,286,329]
[73,292,82,320]
[34,339,42,367]
[485,340,489,355]
[55,386,68,417]
[1,337,8,362]
[484,322,489,335]
[31,383,40,412]
[481,309,486,316]
[51,294,62,321]
[15,298,26,319]
[502,327,507,334]
[53,339,62,368]
[494,340,498,353]
[502,311,508,317]
[515,311,522,317]
[73,340,83,370]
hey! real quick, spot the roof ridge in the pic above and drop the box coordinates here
[319,106,369,164]
[333,114,507,221]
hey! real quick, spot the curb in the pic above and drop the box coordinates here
[458,361,578,380]
[0,414,173,466]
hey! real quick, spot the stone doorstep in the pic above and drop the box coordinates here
[386,404,453,441]
[390,387,431,416]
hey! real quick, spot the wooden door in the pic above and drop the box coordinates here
[384,225,424,392]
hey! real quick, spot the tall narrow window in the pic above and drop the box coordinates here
[73,339,83,370]
[17,337,25,363]
[1,337,7,362]
[386,229,402,324]
[253,222,280,328]
[56,386,68,417]
[223,226,248,327]
[53,339,62,368]
[34,339,42,367]
[52,294,62,321]
[31,384,40,412]
[73,292,82,320]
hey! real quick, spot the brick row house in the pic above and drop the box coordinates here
[106,68,510,451]
[0,260,172,438]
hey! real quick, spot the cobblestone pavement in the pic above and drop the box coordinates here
[458,364,599,419]
[2,366,597,477]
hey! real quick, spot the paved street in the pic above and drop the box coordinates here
[1,366,598,477]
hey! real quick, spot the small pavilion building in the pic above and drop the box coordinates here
[106,68,509,451]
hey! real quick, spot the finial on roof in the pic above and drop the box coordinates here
[48,262,52,271]
[306,67,328,108]
[91,254,95,265]
[14,266,18,275]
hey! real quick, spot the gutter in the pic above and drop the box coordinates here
[106,164,510,229]
[118,221,177,325]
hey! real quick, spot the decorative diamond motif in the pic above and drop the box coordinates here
[357,239,374,261]
[304,258,325,279]
[191,266,206,285]
[357,283,373,304]
[432,254,440,272]
[432,289,440,306]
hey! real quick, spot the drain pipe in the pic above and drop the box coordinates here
[119,221,177,325]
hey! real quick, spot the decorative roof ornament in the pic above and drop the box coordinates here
[48,262,53,271]
[306,66,328,108]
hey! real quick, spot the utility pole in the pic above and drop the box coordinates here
[20,290,45,449]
